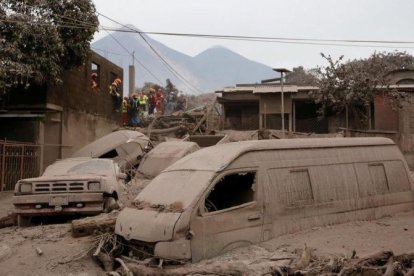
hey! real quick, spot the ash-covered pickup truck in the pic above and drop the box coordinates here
[13,157,126,226]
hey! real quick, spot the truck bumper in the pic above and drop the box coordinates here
[13,193,104,216]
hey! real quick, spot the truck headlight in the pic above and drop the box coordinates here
[20,183,32,193]
[88,182,101,191]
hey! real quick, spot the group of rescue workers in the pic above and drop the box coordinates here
[92,75,187,127]
[121,87,187,127]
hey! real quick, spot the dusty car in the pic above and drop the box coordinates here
[115,137,414,262]
[72,130,152,174]
[137,141,200,179]
[13,158,126,226]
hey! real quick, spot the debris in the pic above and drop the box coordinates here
[35,247,43,256]
[0,213,16,229]
[0,244,12,262]
[71,211,119,237]
[292,243,311,270]
[115,258,133,276]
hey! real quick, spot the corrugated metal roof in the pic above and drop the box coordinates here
[165,137,395,173]
[253,85,298,93]
[217,84,319,94]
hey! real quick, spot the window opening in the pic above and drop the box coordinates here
[204,171,256,213]
[91,62,100,90]
[99,149,118,159]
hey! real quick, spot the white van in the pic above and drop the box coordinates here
[115,137,414,262]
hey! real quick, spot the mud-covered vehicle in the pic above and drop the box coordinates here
[13,158,126,225]
[72,130,152,176]
[137,141,200,179]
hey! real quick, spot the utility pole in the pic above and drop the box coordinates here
[273,68,291,138]
[128,51,135,96]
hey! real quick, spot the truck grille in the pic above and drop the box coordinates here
[33,181,88,193]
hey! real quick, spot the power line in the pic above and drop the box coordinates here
[91,47,129,57]
[2,17,414,50]
[104,30,164,84]
[97,27,414,49]
[97,13,205,94]
[8,2,414,45]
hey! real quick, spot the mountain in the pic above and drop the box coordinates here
[92,26,276,93]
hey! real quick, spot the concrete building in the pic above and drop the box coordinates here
[0,51,123,172]
[216,84,325,133]
[216,69,414,167]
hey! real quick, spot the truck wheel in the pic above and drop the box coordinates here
[17,215,31,227]
[103,197,120,213]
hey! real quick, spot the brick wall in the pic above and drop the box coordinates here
[47,51,123,121]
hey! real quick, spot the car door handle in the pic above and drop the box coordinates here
[248,214,261,221]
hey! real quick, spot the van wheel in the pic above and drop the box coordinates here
[17,215,31,227]
[103,197,120,213]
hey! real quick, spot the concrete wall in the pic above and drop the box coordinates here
[61,109,120,158]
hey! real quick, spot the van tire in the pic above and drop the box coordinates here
[17,215,31,227]
[103,197,119,213]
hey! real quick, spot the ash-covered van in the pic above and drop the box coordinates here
[116,138,414,262]
[137,141,200,179]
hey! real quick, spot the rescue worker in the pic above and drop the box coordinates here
[91,73,99,91]
[129,93,140,127]
[156,88,165,115]
[121,96,129,127]
[148,88,156,115]
[138,91,148,112]
[109,78,122,111]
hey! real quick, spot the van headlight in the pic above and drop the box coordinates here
[88,182,101,191]
[20,183,32,193]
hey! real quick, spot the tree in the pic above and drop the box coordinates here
[311,51,414,127]
[0,0,98,90]
[165,78,178,94]
[139,82,161,94]
[286,66,319,86]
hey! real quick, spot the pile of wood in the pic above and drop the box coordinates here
[71,211,119,237]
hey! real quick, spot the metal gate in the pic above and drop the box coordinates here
[0,140,41,191]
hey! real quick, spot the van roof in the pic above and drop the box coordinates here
[72,130,149,158]
[164,137,395,173]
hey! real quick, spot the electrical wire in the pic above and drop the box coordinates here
[91,47,130,57]
[97,12,205,94]
[2,17,414,50]
[104,30,164,84]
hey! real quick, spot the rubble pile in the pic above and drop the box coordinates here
[127,101,221,141]
[89,236,414,276]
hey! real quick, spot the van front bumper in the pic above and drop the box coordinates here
[154,239,191,260]
[13,193,103,216]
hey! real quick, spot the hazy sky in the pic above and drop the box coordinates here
[93,0,414,70]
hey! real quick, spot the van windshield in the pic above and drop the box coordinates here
[135,170,215,211]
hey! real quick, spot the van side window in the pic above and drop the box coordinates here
[99,149,119,158]
[268,168,313,206]
[287,169,313,205]
[368,163,389,195]
[204,172,256,212]
[385,161,410,192]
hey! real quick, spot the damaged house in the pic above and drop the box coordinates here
[0,51,123,190]
[216,69,414,168]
